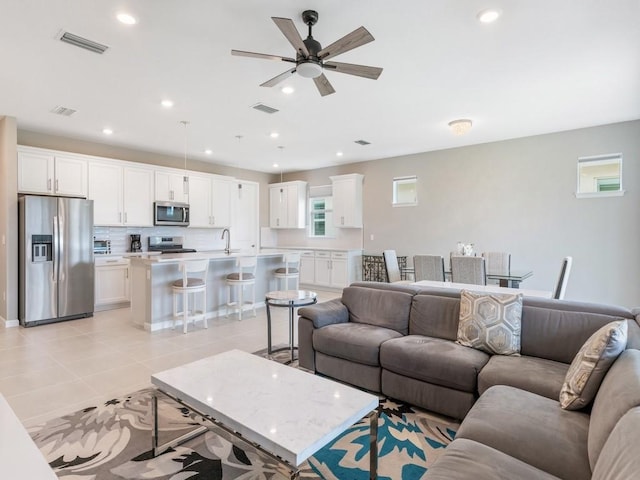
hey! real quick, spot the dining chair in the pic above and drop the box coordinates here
[553,256,573,299]
[383,250,412,284]
[482,252,511,275]
[413,255,445,281]
[451,256,486,285]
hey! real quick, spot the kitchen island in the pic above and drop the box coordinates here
[129,250,297,331]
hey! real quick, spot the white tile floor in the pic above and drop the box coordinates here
[0,289,340,427]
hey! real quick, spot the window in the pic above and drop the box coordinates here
[577,153,624,198]
[393,176,418,206]
[309,186,335,238]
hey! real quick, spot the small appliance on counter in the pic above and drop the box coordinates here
[130,234,142,252]
[93,239,111,255]
[148,236,196,254]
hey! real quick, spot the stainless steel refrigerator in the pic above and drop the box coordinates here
[19,195,94,327]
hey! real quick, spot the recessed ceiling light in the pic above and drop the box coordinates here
[477,9,501,23]
[102,128,113,135]
[281,86,294,94]
[161,99,174,108]
[116,12,138,25]
[272,163,279,168]
[270,132,279,138]
[204,149,213,155]
[336,151,343,157]
[448,119,473,135]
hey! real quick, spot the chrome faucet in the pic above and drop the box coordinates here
[221,228,231,254]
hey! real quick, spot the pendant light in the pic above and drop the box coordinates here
[179,120,190,195]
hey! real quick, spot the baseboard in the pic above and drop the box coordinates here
[1,315,19,328]
[142,302,266,332]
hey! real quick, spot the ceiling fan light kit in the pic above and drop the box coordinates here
[231,9,383,96]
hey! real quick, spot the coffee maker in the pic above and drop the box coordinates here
[129,234,142,252]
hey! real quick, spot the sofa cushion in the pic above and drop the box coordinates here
[560,320,627,410]
[341,286,413,334]
[456,385,591,480]
[588,349,640,471]
[313,323,402,366]
[409,294,460,340]
[591,407,640,480]
[520,305,629,363]
[380,335,490,392]
[478,355,569,400]
[457,290,523,355]
[425,438,561,480]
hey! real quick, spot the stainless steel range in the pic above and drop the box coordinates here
[148,236,196,254]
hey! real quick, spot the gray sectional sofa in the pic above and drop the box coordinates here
[297,281,640,479]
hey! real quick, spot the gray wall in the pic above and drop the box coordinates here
[0,117,18,324]
[283,120,640,308]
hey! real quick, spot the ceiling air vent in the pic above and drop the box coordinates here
[50,105,77,117]
[58,31,109,54]
[354,139,371,146]
[251,103,279,114]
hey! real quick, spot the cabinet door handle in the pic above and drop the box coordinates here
[212,216,215,225]
[341,216,345,225]
[124,212,128,223]
[48,178,52,191]
[170,190,174,200]
[276,218,280,227]
[119,212,122,223]
[55,179,59,192]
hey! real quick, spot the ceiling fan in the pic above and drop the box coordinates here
[231,10,383,96]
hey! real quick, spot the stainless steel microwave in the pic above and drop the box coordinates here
[154,201,190,226]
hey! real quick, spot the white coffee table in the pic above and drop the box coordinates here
[151,349,379,479]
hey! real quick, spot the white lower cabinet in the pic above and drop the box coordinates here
[95,258,130,311]
[300,250,362,289]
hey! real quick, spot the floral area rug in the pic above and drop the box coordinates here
[29,360,458,479]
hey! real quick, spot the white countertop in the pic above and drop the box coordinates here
[130,249,302,264]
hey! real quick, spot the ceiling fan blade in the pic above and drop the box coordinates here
[313,74,336,96]
[260,68,296,87]
[323,61,383,80]
[231,49,296,63]
[318,26,374,61]
[272,17,310,58]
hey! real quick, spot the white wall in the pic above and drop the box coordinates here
[0,117,18,325]
[284,120,640,308]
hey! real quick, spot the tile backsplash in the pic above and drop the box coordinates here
[93,226,227,254]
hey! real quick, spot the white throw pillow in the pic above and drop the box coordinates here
[456,290,523,356]
[560,320,628,410]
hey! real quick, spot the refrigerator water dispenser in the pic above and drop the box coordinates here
[31,235,52,262]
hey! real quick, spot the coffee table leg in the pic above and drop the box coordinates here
[152,392,159,456]
[369,409,378,479]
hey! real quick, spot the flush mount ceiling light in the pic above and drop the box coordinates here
[117,12,138,25]
[477,9,501,23]
[448,119,473,135]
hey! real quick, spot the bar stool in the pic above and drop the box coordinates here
[225,256,257,320]
[273,252,301,290]
[172,259,209,334]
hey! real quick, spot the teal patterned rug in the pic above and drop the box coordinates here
[29,352,458,480]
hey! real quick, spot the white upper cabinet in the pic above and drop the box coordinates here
[88,161,153,227]
[122,166,153,226]
[18,148,87,197]
[211,176,232,228]
[331,174,364,228]
[187,174,232,228]
[269,181,307,229]
[88,162,123,225]
[155,170,188,203]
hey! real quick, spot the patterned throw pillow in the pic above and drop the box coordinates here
[559,320,628,410]
[456,290,523,355]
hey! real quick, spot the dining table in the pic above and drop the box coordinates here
[411,280,552,298]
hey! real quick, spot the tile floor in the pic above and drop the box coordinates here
[0,289,340,427]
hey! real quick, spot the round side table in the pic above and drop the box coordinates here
[265,290,317,364]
